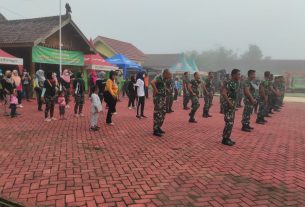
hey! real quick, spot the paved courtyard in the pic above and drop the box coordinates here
[0,96,304,207]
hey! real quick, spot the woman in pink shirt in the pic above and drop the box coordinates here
[12,70,23,108]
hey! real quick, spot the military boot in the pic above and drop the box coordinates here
[242,125,251,132]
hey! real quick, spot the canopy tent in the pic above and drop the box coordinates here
[188,57,199,72]
[106,54,143,79]
[170,54,193,74]
[84,53,118,71]
[0,49,23,68]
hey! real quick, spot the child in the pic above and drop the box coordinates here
[90,86,102,131]
[10,89,18,118]
[58,91,66,120]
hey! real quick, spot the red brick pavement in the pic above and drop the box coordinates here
[0,96,305,207]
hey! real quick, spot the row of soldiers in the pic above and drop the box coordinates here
[150,68,285,147]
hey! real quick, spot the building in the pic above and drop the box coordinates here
[0,13,93,82]
[94,36,145,65]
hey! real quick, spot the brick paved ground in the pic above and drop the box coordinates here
[0,96,305,207]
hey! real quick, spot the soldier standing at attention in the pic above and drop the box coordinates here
[188,72,201,123]
[202,72,214,118]
[220,74,230,114]
[165,77,174,113]
[151,69,172,137]
[268,74,280,114]
[182,72,190,110]
[279,76,285,107]
[241,70,257,132]
[221,69,241,146]
[256,71,270,124]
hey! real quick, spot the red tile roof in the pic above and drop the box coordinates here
[94,36,145,62]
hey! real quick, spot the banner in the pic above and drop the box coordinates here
[32,46,84,66]
[0,57,23,65]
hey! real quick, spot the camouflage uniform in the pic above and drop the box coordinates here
[257,80,269,121]
[222,80,239,139]
[268,80,275,113]
[241,80,257,126]
[153,74,167,132]
[182,77,190,108]
[203,78,213,116]
[189,79,201,120]
[165,78,174,112]
[273,78,283,110]
[279,78,285,105]
[236,81,243,107]
[220,78,228,113]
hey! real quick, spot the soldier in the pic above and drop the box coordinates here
[202,72,214,118]
[236,75,245,108]
[165,77,174,113]
[241,70,258,132]
[182,72,190,110]
[220,74,230,114]
[151,69,172,137]
[188,72,201,123]
[279,76,285,107]
[269,74,281,113]
[256,71,270,124]
[273,76,283,111]
[221,69,241,146]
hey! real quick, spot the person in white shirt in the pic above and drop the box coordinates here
[90,86,103,131]
[135,72,147,119]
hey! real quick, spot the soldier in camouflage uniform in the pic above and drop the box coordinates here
[221,69,241,146]
[270,74,281,113]
[220,74,230,114]
[256,71,270,124]
[279,76,285,106]
[236,75,245,108]
[165,78,174,113]
[273,76,283,111]
[188,72,201,123]
[241,70,258,132]
[202,72,214,118]
[268,74,275,114]
[182,72,190,110]
[151,69,172,137]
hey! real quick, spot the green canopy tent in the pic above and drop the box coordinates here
[170,54,194,74]
[188,57,199,72]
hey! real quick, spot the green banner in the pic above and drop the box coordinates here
[32,46,84,66]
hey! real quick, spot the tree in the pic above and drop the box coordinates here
[196,47,238,70]
[241,44,263,61]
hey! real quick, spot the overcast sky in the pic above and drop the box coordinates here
[1,0,305,59]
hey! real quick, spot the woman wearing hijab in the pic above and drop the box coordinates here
[89,70,98,97]
[2,70,16,116]
[12,70,23,108]
[95,71,107,104]
[135,71,147,118]
[104,70,118,125]
[35,70,45,111]
[73,72,85,117]
[41,72,57,122]
[22,68,32,102]
[127,75,136,109]
[60,69,71,108]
